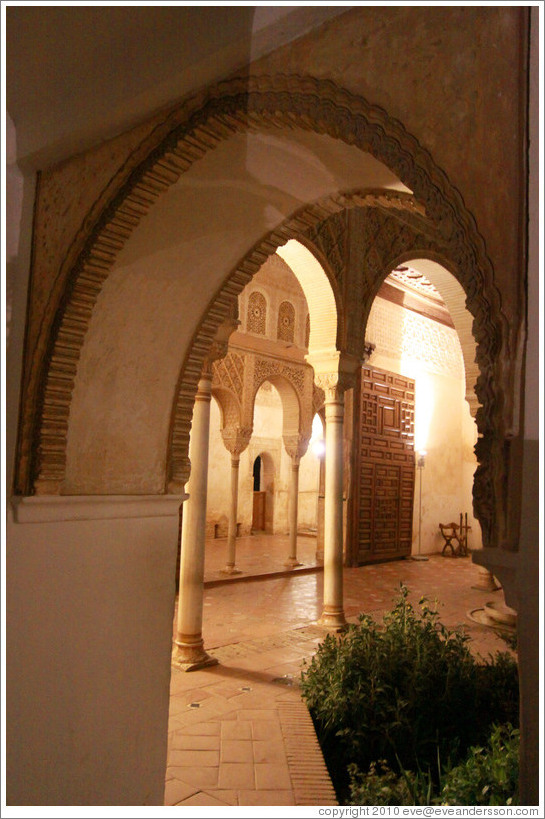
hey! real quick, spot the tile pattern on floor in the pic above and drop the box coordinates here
[167,541,515,806]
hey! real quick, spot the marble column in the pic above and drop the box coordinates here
[172,373,218,671]
[223,454,242,574]
[318,389,347,628]
[285,457,302,567]
[220,426,252,574]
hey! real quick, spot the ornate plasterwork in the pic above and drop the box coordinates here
[247,291,267,335]
[277,301,295,343]
[253,358,306,395]
[212,351,244,401]
[18,73,512,553]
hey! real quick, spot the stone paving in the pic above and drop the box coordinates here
[166,537,514,807]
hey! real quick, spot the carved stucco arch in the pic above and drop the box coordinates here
[251,369,310,453]
[22,74,508,550]
[387,253,480,419]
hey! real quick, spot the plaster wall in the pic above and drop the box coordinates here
[6,496,181,806]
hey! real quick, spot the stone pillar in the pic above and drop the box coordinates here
[220,426,252,574]
[223,455,241,574]
[285,457,302,567]
[308,352,360,631]
[283,433,310,568]
[172,373,218,671]
[320,388,346,628]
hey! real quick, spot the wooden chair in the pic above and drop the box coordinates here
[439,522,460,556]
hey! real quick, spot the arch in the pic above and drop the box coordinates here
[276,239,338,355]
[252,375,302,444]
[210,387,241,431]
[21,74,507,551]
[401,257,479,418]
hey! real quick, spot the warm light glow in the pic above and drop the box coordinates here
[309,414,325,458]
[414,373,434,453]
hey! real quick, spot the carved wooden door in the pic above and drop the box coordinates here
[350,366,415,564]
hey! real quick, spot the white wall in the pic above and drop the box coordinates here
[6,496,182,805]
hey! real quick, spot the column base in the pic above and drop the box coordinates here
[317,608,347,631]
[220,565,242,575]
[172,639,219,672]
[284,557,303,568]
[472,566,502,592]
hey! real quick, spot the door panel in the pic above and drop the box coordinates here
[252,491,266,531]
[351,366,415,564]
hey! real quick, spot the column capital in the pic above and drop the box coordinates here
[221,425,252,456]
[306,350,361,402]
[283,433,310,462]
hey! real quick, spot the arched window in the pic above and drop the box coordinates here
[277,300,295,342]
[247,291,267,335]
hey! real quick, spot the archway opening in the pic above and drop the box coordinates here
[348,257,482,566]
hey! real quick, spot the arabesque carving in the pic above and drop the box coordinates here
[18,73,510,554]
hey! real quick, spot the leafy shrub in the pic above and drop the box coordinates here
[300,585,519,803]
[347,724,519,806]
[348,759,437,806]
[440,723,519,805]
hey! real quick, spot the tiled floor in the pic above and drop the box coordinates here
[166,536,514,806]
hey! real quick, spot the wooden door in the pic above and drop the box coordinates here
[350,366,415,564]
[252,491,266,531]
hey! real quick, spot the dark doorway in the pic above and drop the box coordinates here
[252,455,266,531]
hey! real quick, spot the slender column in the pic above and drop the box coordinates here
[285,457,302,567]
[319,392,346,628]
[220,426,252,574]
[172,374,218,671]
[222,455,242,574]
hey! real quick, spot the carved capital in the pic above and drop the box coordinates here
[307,350,361,402]
[202,340,229,375]
[221,425,252,456]
[283,433,311,462]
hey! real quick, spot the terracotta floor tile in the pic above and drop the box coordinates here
[178,791,230,806]
[180,720,221,736]
[255,762,292,790]
[221,720,252,740]
[167,765,219,789]
[211,789,239,805]
[237,708,278,721]
[168,748,219,767]
[253,739,286,763]
[217,762,256,790]
[221,739,254,763]
[251,721,283,742]
[169,731,220,751]
[163,779,198,806]
[238,789,295,806]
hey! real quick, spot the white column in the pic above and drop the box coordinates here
[319,393,346,628]
[173,374,218,671]
[285,458,302,567]
[222,455,242,574]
